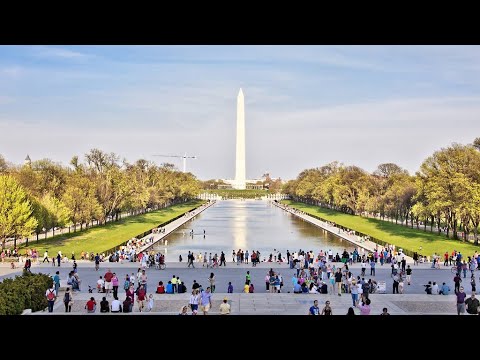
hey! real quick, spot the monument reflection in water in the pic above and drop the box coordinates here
[153,200,355,261]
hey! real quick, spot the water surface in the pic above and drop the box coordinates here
[154,200,355,261]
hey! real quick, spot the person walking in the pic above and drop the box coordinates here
[406,265,412,285]
[392,273,400,294]
[53,271,61,295]
[46,284,56,313]
[454,273,462,294]
[104,268,114,297]
[308,300,320,315]
[200,287,213,315]
[413,252,418,266]
[245,271,251,285]
[63,287,73,313]
[208,273,216,293]
[189,289,200,313]
[456,287,467,315]
[334,268,343,296]
[136,284,147,312]
[111,272,119,299]
[321,300,332,315]
[350,279,359,306]
[219,251,226,267]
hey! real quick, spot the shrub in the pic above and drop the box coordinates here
[0,272,53,315]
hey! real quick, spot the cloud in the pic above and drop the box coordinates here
[0,95,14,105]
[250,96,480,131]
[30,46,90,60]
[2,46,480,180]
[0,66,23,77]
[2,94,479,180]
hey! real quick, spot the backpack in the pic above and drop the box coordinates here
[47,289,55,301]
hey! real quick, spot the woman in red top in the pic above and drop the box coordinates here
[85,297,97,313]
[126,284,135,303]
[136,285,146,312]
[156,281,165,294]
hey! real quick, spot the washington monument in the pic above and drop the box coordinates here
[234,88,246,189]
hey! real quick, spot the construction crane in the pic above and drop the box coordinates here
[152,153,197,173]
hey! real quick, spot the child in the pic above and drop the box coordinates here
[147,294,154,312]
[97,276,105,293]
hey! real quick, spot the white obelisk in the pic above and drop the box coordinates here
[234,88,246,190]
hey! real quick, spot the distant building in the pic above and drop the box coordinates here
[24,154,31,167]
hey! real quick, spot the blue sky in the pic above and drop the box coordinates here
[1,45,480,180]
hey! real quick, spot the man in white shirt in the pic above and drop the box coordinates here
[298,254,304,268]
[97,276,105,293]
[111,297,122,312]
[431,281,439,295]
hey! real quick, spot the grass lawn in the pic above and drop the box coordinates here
[282,200,480,257]
[18,200,205,255]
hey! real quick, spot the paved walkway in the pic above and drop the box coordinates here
[34,290,459,315]
[9,260,468,316]
[272,201,414,263]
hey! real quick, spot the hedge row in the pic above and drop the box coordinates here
[0,272,52,315]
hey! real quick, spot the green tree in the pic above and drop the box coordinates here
[63,173,100,231]
[29,196,50,242]
[417,144,480,239]
[0,175,38,249]
[41,194,70,237]
[332,166,372,215]
[473,137,480,151]
[31,159,68,199]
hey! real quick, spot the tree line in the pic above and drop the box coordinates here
[283,138,480,243]
[0,149,201,249]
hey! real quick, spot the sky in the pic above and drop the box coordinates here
[1,45,480,181]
